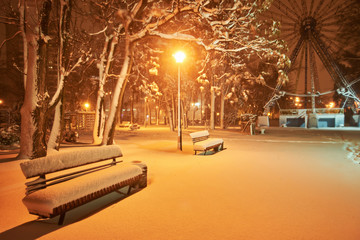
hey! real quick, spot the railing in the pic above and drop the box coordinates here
[280,108,344,116]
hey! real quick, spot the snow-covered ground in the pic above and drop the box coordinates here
[1,126,360,240]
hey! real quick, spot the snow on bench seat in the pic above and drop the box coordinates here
[22,163,142,218]
[193,138,224,151]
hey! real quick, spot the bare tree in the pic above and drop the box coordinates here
[16,0,88,158]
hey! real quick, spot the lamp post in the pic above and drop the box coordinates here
[173,51,186,151]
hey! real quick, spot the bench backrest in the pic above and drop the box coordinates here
[189,130,210,143]
[20,145,123,179]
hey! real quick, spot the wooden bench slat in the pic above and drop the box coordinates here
[25,161,122,195]
[25,159,122,187]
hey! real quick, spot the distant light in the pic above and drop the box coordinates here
[267,112,271,116]
[84,103,90,109]
[173,51,186,63]
[0,99,3,104]
[327,102,335,108]
[194,102,200,107]
[216,112,220,116]
[295,97,300,103]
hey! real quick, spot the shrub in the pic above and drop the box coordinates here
[0,125,20,146]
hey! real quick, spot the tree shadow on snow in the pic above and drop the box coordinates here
[0,186,144,240]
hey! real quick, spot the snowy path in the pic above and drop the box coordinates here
[0,127,360,240]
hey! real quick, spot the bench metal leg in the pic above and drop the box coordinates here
[58,213,66,225]
[127,185,132,195]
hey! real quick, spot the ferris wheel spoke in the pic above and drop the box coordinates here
[312,0,326,17]
[317,1,352,22]
[280,20,297,27]
[271,0,300,22]
[284,0,301,18]
[301,0,308,17]
[263,9,289,22]
[281,27,296,33]
[286,37,299,49]
[320,25,339,32]
[319,34,343,53]
[286,0,303,17]
[282,32,300,42]
[308,0,316,16]
[294,46,306,93]
[318,17,339,27]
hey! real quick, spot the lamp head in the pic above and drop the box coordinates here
[173,51,186,63]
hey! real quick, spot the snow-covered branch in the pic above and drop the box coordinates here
[88,26,108,36]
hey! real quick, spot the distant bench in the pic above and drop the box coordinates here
[20,145,147,225]
[189,130,224,155]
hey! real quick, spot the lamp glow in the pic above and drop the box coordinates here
[173,51,186,63]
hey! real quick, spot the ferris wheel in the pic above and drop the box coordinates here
[263,0,360,113]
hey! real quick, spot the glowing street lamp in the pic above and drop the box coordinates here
[84,102,90,111]
[0,99,3,105]
[173,51,186,63]
[173,51,186,150]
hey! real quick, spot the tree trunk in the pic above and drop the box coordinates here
[165,96,174,131]
[156,106,159,125]
[181,100,187,129]
[48,0,72,151]
[93,36,109,144]
[167,105,174,131]
[210,86,215,130]
[148,102,152,125]
[47,98,63,152]
[18,0,52,159]
[220,91,225,129]
[93,33,119,144]
[130,90,134,124]
[144,98,148,127]
[102,25,131,145]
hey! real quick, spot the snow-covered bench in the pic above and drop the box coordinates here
[19,145,147,225]
[189,130,224,155]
